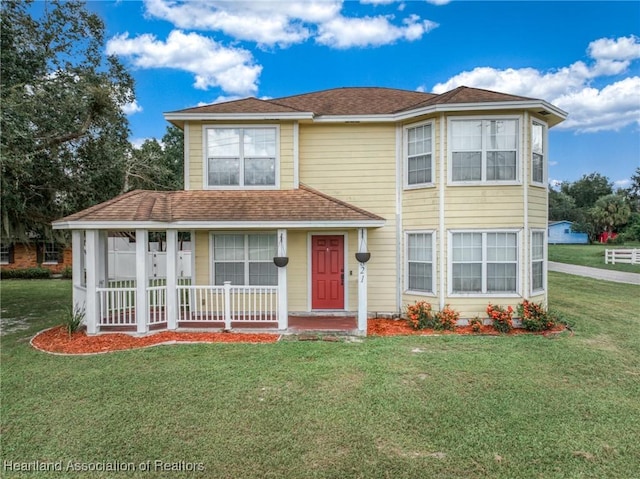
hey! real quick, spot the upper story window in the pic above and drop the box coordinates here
[206,127,278,188]
[405,122,434,187]
[531,121,545,185]
[449,118,519,183]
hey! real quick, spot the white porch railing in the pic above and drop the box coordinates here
[147,285,167,325]
[97,286,136,326]
[605,248,639,265]
[178,282,278,328]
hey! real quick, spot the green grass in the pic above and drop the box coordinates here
[2,277,640,478]
[548,243,640,273]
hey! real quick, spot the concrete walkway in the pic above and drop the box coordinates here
[548,261,640,285]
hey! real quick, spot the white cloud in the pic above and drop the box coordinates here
[316,14,438,48]
[428,35,640,133]
[614,178,631,188]
[122,99,143,115]
[106,30,261,95]
[130,137,149,149]
[549,161,559,167]
[142,0,437,49]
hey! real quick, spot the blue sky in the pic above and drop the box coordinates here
[85,0,639,187]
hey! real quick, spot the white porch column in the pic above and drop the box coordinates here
[357,228,368,334]
[98,230,108,288]
[166,229,178,330]
[277,229,288,330]
[84,230,100,335]
[135,229,149,334]
[71,230,84,312]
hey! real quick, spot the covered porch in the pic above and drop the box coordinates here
[53,187,385,336]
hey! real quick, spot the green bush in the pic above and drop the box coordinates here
[405,301,437,330]
[0,268,52,279]
[63,305,85,337]
[60,266,73,279]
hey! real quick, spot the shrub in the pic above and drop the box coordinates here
[517,300,556,332]
[435,305,459,331]
[405,301,437,330]
[60,266,73,279]
[487,303,514,333]
[469,317,483,333]
[0,268,52,279]
[63,305,85,337]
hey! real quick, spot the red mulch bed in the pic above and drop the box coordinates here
[367,319,566,337]
[32,320,567,355]
[31,326,279,355]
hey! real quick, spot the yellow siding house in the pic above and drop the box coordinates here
[53,86,566,335]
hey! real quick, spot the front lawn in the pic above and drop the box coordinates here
[1,277,639,478]
[548,243,640,273]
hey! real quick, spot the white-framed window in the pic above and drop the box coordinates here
[531,230,545,293]
[449,117,519,184]
[405,231,435,294]
[531,121,546,185]
[211,233,277,286]
[205,126,278,188]
[43,241,60,264]
[405,121,434,187]
[449,231,519,295]
[0,242,11,264]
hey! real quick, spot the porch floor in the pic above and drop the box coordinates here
[98,316,358,334]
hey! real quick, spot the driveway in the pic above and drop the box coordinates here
[548,261,640,285]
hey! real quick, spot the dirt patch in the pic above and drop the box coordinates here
[31,326,280,355]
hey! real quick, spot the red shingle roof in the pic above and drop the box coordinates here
[53,185,385,227]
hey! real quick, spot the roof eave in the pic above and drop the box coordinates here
[163,112,315,122]
[52,219,386,230]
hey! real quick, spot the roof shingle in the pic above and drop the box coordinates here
[54,185,384,227]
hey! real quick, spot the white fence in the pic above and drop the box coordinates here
[97,286,136,326]
[605,249,639,265]
[178,283,278,328]
[108,251,191,280]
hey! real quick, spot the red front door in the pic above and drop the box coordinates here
[312,235,344,310]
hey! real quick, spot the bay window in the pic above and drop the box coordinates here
[212,233,277,286]
[531,122,545,185]
[531,230,545,292]
[206,127,277,188]
[450,231,519,294]
[450,118,519,183]
[406,232,434,293]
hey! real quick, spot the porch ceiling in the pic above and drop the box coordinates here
[52,184,385,230]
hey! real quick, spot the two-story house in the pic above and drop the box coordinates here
[53,86,567,335]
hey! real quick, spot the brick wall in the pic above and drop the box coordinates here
[0,243,72,274]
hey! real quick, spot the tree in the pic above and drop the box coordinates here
[549,189,578,222]
[560,173,613,209]
[625,167,640,212]
[1,0,134,242]
[589,194,631,237]
[161,125,184,190]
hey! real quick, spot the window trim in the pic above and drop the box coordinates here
[530,118,548,187]
[209,232,278,286]
[202,124,280,190]
[448,229,522,297]
[42,241,60,265]
[404,230,437,296]
[530,229,547,295]
[447,115,522,186]
[403,120,435,190]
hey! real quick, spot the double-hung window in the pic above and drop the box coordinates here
[406,122,433,186]
[43,242,60,264]
[531,121,545,185]
[0,242,11,264]
[450,231,518,294]
[206,127,277,187]
[450,118,518,183]
[212,233,277,286]
[406,232,434,293]
[531,230,545,293]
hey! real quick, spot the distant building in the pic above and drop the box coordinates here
[548,221,588,244]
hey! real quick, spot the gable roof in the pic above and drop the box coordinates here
[52,185,385,230]
[165,85,567,126]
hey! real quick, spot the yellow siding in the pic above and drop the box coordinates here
[444,186,524,228]
[185,121,295,191]
[194,231,210,285]
[299,123,397,313]
[287,230,308,311]
[528,187,548,227]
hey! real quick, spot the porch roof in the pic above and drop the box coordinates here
[52,185,386,230]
